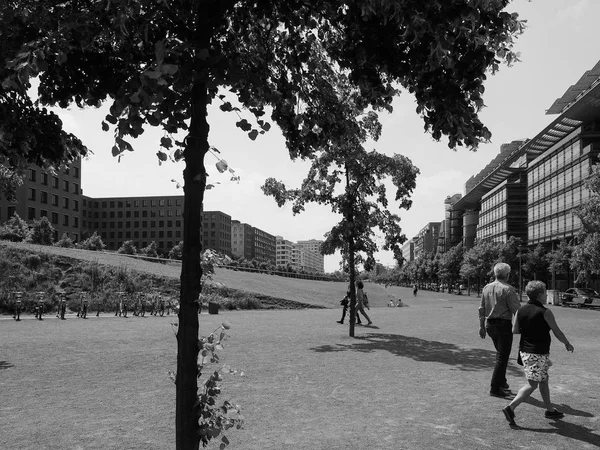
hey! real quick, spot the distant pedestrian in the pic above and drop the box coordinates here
[388,300,394,307]
[478,262,520,398]
[337,289,350,324]
[502,281,574,426]
[356,281,372,326]
[413,285,418,297]
[396,299,404,307]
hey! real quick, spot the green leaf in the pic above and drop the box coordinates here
[161,64,178,75]
[101,121,109,131]
[154,40,165,65]
[248,129,258,141]
[235,119,252,132]
[157,151,168,161]
[160,137,172,149]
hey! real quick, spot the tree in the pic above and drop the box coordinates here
[573,164,600,284]
[27,216,55,245]
[2,1,525,447]
[118,240,138,255]
[438,242,464,286]
[546,240,574,289]
[169,241,184,260]
[460,239,500,292]
[522,244,548,282]
[140,241,158,258]
[0,213,29,242]
[54,232,75,248]
[78,232,106,251]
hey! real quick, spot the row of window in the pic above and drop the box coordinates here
[529,161,588,201]
[85,209,180,219]
[28,190,79,211]
[98,229,181,239]
[529,140,581,183]
[24,207,79,228]
[28,169,80,193]
[87,220,182,229]
[529,185,590,222]
[528,213,582,243]
[89,198,183,209]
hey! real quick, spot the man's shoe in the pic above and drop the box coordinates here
[502,406,516,425]
[490,389,511,398]
[336,320,343,324]
[544,409,564,419]
[501,382,510,390]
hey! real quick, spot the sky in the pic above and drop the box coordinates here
[46,0,600,273]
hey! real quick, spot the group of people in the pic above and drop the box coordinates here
[478,262,574,426]
[337,280,373,326]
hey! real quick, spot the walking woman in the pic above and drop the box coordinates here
[356,281,373,326]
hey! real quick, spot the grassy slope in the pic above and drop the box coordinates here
[0,240,410,309]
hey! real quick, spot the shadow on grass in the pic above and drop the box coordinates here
[523,397,595,418]
[513,420,600,448]
[311,332,522,375]
[0,360,14,370]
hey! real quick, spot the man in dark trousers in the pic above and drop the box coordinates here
[478,262,521,398]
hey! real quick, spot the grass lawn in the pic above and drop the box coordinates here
[2,289,599,450]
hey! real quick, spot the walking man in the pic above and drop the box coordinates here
[502,281,574,426]
[478,262,521,398]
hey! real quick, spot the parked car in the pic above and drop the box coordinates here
[561,288,600,308]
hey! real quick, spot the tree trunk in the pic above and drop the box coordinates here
[176,78,209,450]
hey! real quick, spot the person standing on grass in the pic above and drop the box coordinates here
[413,284,418,297]
[502,281,574,426]
[478,262,521,398]
[355,281,372,326]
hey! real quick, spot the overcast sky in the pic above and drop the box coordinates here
[47,0,600,272]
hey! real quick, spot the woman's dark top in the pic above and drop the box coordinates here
[518,300,551,355]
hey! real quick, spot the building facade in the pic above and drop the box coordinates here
[201,210,232,256]
[296,239,325,273]
[0,160,84,242]
[231,220,254,260]
[253,227,276,264]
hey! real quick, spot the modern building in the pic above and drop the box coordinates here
[401,238,415,263]
[413,222,441,258]
[296,239,325,273]
[0,160,84,242]
[231,220,254,260]
[276,236,296,267]
[253,227,276,264]
[201,210,232,257]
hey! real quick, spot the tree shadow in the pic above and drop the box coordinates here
[514,421,600,447]
[523,397,595,418]
[0,361,14,370]
[311,332,522,375]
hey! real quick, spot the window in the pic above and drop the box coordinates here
[40,191,48,204]
[110,211,115,218]
[159,231,164,238]
[63,215,69,226]
[126,221,131,228]
[142,200,148,207]
[74,167,79,178]
[64,167,70,175]
[159,220,164,227]
[167,221,173,227]
[150,210,156,217]
[142,231,147,238]
[134,200,140,207]
[63,197,69,209]
[102,212,107,218]
[126,231,131,238]
[28,207,35,220]
[101,201,107,208]
[73,183,79,194]
[7,206,15,218]
[176,210,181,216]
[151,231,156,238]
[151,221,156,228]
[63,180,69,192]
[159,199,165,206]
[176,220,181,227]
[29,169,36,182]
[159,210,165,217]
[167,199,173,206]
[40,209,48,218]
[52,194,59,206]
[118,222,123,228]
[167,210,173,217]
[125,211,131,218]
[51,212,58,224]
[73,200,79,211]
[28,188,36,201]
[118,201,124,208]
[176,199,182,206]
[73,217,78,228]
[52,176,59,188]
[118,211,123,218]
[142,211,148,218]
[110,222,115,228]
[110,201,115,208]
[142,221,148,227]
[41,173,48,185]
[94,212,99,218]
[151,200,157,207]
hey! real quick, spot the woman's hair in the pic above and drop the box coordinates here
[525,280,546,301]
[356,280,364,289]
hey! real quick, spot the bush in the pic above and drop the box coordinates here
[27,216,55,245]
[78,232,106,251]
[118,240,137,255]
[54,233,75,248]
[25,254,42,270]
[169,241,183,260]
[140,241,158,258]
[0,213,30,242]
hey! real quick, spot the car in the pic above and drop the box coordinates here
[561,288,600,308]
